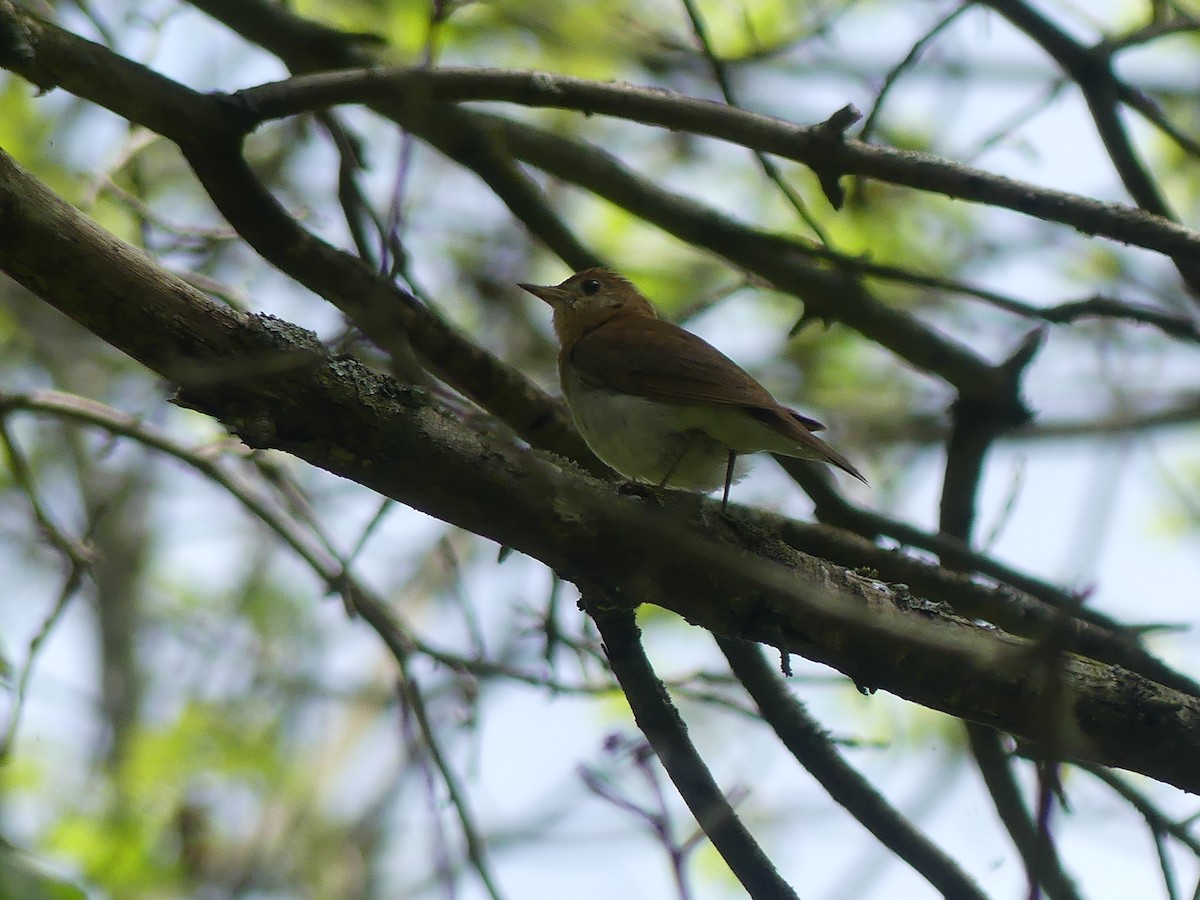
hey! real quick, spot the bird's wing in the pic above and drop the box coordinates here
[569,317,826,431]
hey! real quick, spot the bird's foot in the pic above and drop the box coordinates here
[616,479,663,505]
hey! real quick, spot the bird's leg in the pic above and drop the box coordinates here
[721,450,736,512]
[658,432,700,490]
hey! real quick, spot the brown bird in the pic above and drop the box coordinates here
[519,268,866,509]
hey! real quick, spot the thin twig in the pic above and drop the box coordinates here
[396,661,508,900]
[1084,764,1200,900]
[0,416,97,759]
[678,0,831,243]
[859,5,971,144]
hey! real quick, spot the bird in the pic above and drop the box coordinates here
[518,268,866,510]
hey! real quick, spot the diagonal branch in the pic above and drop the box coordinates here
[977,0,1200,296]
[965,725,1082,900]
[185,0,601,270]
[718,637,988,900]
[0,4,598,472]
[591,606,799,900]
[3,145,1200,795]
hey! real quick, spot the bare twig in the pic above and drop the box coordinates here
[966,726,1081,900]
[678,0,831,243]
[859,5,972,144]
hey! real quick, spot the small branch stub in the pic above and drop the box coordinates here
[812,104,862,209]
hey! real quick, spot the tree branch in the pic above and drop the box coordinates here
[3,146,1200,794]
[965,724,1082,900]
[591,607,799,900]
[0,4,599,473]
[718,637,988,900]
[977,0,1200,296]
[220,65,1200,259]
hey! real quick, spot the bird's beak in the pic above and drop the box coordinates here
[518,282,568,307]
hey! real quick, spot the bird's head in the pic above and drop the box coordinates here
[519,268,657,346]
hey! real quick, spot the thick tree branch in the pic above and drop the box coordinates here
[0,4,598,473]
[15,0,1184,707]
[3,146,1200,795]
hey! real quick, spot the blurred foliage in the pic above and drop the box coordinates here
[1,0,1199,898]
[0,838,87,900]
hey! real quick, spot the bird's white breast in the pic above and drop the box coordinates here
[562,367,755,491]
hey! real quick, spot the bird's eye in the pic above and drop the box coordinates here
[581,278,601,295]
